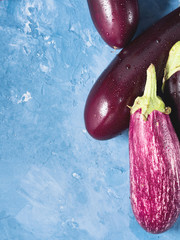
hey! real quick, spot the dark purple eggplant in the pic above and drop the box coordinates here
[129,64,180,233]
[162,41,180,139]
[87,0,139,49]
[84,7,180,140]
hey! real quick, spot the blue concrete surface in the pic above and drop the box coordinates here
[0,0,179,239]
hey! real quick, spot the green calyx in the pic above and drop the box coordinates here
[162,41,180,91]
[130,64,171,120]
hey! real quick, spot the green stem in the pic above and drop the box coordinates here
[130,64,170,120]
[162,41,180,92]
[143,64,157,100]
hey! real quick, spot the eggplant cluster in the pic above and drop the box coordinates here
[85,6,180,140]
[85,2,180,234]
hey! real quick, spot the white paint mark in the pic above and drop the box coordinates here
[107,188,121,199]
[17,91,32,104]
[9,43,19,48]
[44,35,50,40]
[64,63,70,68]
[72,172,81,180]
[47,40,55,45]
[24,21,31,33]
[40,63,49,73]
[81,29,93,47]
[25,3,33,16]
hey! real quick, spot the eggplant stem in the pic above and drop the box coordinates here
[130,64,168,119]
[143,64,157,100]
[162,41,180,92]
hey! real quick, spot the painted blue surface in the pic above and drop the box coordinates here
[0,0,179,239]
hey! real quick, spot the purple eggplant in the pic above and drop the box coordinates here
[162,41,180,139]
[87,0,139,49]
[84,7,180,140]
[129,64,180,233]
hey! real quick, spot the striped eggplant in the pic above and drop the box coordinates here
[129,64,180,233]
[162,41,180,140]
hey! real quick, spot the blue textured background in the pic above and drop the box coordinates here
[0,0,179,239]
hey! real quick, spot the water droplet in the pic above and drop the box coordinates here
[123,50,128,55]
[100,28,104,33]
[126,64,131,70]
[106,32,109,36]
[156,39,161,44]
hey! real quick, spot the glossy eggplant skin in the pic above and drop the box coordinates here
[84,7,180,140]
[129,109,180,233]
[87,0,139,49]
[163,71,180,139]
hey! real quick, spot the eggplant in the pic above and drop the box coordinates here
[87,0,139,49]
[84,7,180,140]
[162,41,180,139]
[129,64,180,234]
